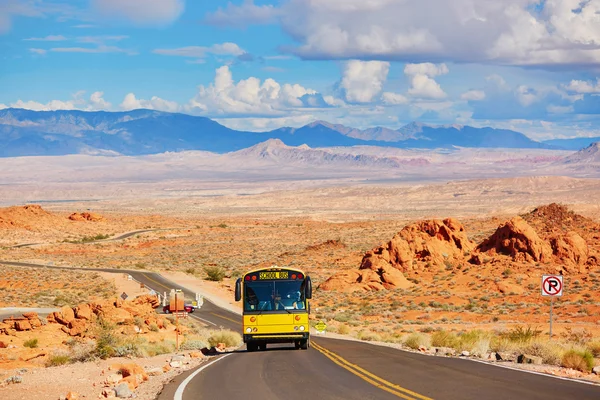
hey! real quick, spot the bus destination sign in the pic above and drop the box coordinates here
[259,271,289,280]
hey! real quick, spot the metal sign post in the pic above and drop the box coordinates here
[541,275,563,339]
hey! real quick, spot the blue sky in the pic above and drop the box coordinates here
[1,0,600,139]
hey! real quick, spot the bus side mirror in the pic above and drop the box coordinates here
[235,278,242,302]
[305,276,312,300]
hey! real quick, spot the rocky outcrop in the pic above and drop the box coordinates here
[321,218,473,291]
[473,216,553,263]
[549,231,588,268]
[68,212,104,222]
[361,218,474,273]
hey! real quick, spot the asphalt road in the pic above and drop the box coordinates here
[8,228,159,248]
[2,260,600,400]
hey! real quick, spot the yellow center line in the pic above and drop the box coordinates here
[210,312,241,325]
[140,272,173,292]
[312,342,433,400]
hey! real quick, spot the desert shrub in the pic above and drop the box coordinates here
[522,340,563,366]
[456,330,491,355]
[586,341,600,357]
[46,351,71,367]
[489,337,518,353]
[502,325,541,343]
[148,323,159,332]
[337,324,350,335]
[140,340,176,356]
[207,330,242,348]
[561,349,594,372]
[403,333,429,350]
[357,331,381,342]
[23,338,38,348]
[68,341,96,363]
[334,313,351,323]
[431,330,459,348]
[93,318,119,359]
[180,339,209,351]
[204,266,226,282]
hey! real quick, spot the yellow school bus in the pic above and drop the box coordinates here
[235,266,312,351]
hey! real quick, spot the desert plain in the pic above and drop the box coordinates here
[2,144,600,397]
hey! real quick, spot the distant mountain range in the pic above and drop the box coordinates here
[0,108,588,157]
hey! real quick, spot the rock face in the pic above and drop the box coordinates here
[362,218,474,272]
[320,218,473,291]
[549,231,588,268]
[474,216,553,263]
[68,212,104,222]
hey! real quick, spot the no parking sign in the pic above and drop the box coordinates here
[541,275,563,297]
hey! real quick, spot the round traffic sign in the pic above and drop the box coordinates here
[542,276,562,296]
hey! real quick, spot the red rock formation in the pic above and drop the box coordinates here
[474,216,553,263]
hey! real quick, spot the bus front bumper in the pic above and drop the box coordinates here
[243,332,309,343]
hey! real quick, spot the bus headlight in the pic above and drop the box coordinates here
[299,326,305,331]
[246,327,252,333]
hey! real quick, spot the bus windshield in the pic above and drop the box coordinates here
[244,280,306,312]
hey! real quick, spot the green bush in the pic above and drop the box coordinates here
[23,338,38,348]
[180,339,209,350]
[93,318,119,359]
[561,349,594,372]
[46,352,71,367]
[208,330,242,348]
[204,266,226,282]
[431,330,459,348]
[502,325,541,343]
[404,333,429,350]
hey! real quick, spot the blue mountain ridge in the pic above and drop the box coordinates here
[0,108,557,157]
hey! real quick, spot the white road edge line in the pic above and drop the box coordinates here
[174,354,232,400]
[189,314,217,326]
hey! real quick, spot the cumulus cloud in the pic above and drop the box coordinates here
[461,90,486,101]
[120,93,180,113]
[218,0,600,68]
[564,79,600,94]
[404,63,448,99]
[91,0,185,26]
[186,65,319,116]
[515,85,540,107]
[381,92,408,105]
[8,92,113,112]
[340,60,389,103]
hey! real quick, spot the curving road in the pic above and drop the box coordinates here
[2,260,600,400]
[8,228,161,248]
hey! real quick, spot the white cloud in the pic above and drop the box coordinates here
[340,60,389,103]
[205,0,280,28]
[186,65,319,116]
[547,105,574,114]
[91,0,184,26]
[486,74,509,90]
[23,35,67,41]
[564,79,600,94]
[216,114,316,132]
[220,0,600,68]
[153,43,245,59]
[51,45,136,55]
[29,48,47,55]
[381,92,408,105]
[77,35,128,44]
[120,93,180,113]
[0,103,8,110]
[461,90,486,101]
[515,85,541,107]
[88,91,111,110]
[404,63,448,99]
[9,92,115,112]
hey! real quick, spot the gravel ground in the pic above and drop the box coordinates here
[0,351,212,400]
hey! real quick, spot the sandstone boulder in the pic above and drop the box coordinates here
[74,304,92,320]
[549,231,588,267]
[53,306,75,325]
[15,320,32,331]
[68,212,104,222]
[475,216,552,263]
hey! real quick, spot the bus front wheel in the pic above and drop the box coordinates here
[300,338,309,350]
[247,342,258,352]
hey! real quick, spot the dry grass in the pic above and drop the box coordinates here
[0,265,117,307]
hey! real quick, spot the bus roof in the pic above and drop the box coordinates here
[242,266,306,277]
